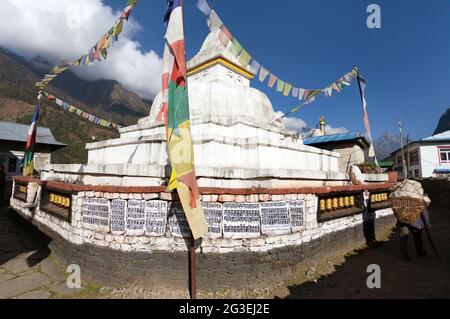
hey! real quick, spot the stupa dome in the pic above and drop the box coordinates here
[147,30,281,128]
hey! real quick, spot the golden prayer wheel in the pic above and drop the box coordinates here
[332,198,339,210]
[344,196,350,207]
[50,194,55,204]
[350,196,355,207]
[56,195,62,206]
[63,197,70,208]
[377,194,381,202]
[320,200,326,211]
[326,199,333,210]
[383,193,388,201]
[371,195,376,203]
[338,197,344,208]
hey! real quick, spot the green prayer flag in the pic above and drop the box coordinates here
[276,79,285,93]
[238,50,252,68]
[229,38,243,57]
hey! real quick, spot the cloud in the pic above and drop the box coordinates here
[275,112,348,137]
[0,0,162,99]
[324,125,348,135]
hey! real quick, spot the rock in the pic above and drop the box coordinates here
[16,289,52,299]
[0,272,50,299]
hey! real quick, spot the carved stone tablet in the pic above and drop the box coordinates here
[126,200,146,236]
[260,201,290,235]
[202,202,223,238]
[145,200,168,237]
[223,203,261,239]
[82,198,110,232]
[111,199,127,235]
[289,200,305,232]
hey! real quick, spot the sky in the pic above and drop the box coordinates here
[0,0,449,140]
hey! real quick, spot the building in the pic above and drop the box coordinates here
[304,117,371,172]
[0,121,65,200]
[389,130,450,179]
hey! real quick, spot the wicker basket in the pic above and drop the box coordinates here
[389,197,427,224]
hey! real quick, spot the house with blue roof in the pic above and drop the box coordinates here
[388,130,450,179]
[0,121,65,202]
[303,117,371,172]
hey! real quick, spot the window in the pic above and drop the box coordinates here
[409,150,419,165]
[415,170,420,178]
[439,148,450,164]
[396,155,403,167]
[7,157,17,173]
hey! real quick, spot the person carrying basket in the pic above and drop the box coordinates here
[390,180,432,262]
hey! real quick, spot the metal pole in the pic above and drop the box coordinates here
[406,134,410,178]
[189,233,197,299]
[398,118,408,180]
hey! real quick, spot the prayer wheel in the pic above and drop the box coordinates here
[350,196,355,207]
[326,199,333,211]
[332,198,339,210]
[344,196,350,207]
[338,197,344,208]
[320,199,326,211]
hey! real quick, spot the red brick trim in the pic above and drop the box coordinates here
[12,176,396,195]
[199,183,396,196]
[12,176,43,185]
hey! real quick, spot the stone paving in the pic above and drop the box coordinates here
[0,206,92,299]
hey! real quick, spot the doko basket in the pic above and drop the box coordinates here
[389,197,427,224]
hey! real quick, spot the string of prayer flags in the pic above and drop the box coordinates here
[43,91,122,131]
[196,0,357,116]
[275,68,358,121]
[35,0,139,89]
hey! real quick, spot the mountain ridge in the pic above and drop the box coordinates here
[0,47,153,164]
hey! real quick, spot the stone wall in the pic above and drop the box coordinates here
[34,210,396,291]
[9,179,396,291]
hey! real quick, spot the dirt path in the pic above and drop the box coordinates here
[0,207,100,299]
[281,199,450,299]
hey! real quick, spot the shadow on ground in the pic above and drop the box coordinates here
[281,199,450,299]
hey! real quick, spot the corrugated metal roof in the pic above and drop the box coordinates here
[0,121,65,146]
[304,131,369,146]
[422,130,450,142]
[434,168,450,174]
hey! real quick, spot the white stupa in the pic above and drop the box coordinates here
[44,31,346,188]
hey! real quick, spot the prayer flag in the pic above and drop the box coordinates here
[23,101,41,176]
[249,59,261,74]
[268,74,277,88]
[259,67,269,83]
[238,50,252,68]
[276,79,285,93]
[162,0,207,240]
[218,25,232,48]
[229,38,243,57]
[357,75,378,161]
[283,83,292,97]
[196,0,212,16]
[292,87,299,98]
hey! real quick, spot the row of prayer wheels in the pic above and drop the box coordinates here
[320,196,355,212]
[50,193,71,208]
[371,193,388,203]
